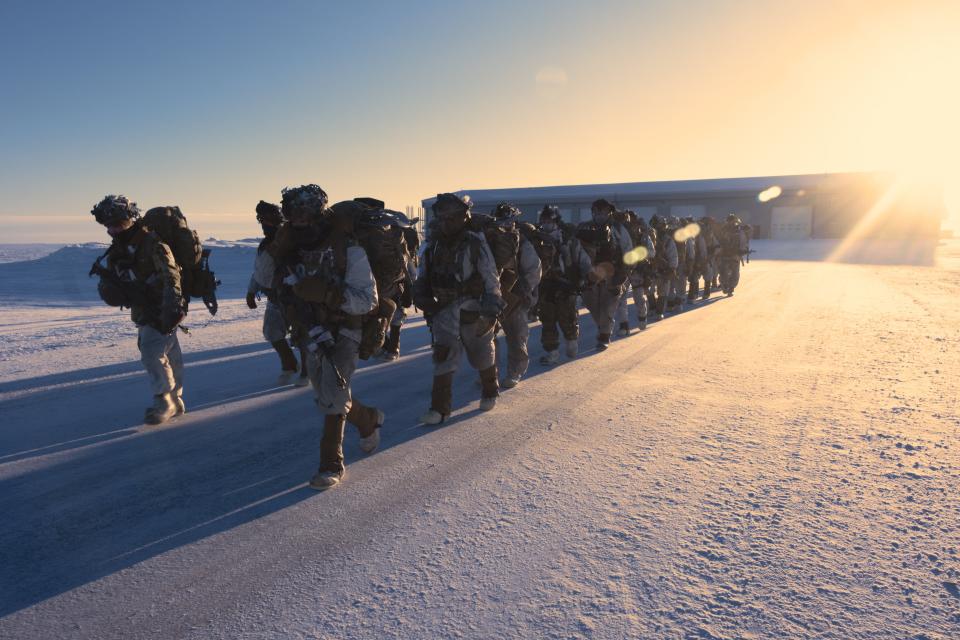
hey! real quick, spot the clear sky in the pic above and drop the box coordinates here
[1,0,958,242]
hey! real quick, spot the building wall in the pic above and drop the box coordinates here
[424,174,945,239]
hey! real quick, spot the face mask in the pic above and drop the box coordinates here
[262,224,278,241]
[107,221,138,242]
[592,211,610,224]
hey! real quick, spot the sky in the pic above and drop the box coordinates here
[1,0,958,242]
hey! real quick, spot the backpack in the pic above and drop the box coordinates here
[142,206,219,315]
[517,222,556,270]
[359,224,409,288]
[401,225,420,260]
[477,220,520,275]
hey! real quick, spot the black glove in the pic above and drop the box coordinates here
[245,291,258,309]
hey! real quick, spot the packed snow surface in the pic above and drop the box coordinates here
[0,240,958,639]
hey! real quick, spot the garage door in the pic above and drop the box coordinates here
[771,206,812,239]
[670,205,706,219]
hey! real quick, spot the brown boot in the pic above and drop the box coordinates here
[421,372,453,425]
[311,414,345,490]
[271,339,298,371]
[346,399,383,453]
[479,365,499,399]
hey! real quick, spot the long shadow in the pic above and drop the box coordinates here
[0,342,271,396]
[0,291,731,617]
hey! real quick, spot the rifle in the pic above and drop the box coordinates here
[89,251,153,310]
[280,268,348,390]
[498,269,524,321]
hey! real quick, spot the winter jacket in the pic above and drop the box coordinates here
[105,226,183,330]
[414,230,503,312]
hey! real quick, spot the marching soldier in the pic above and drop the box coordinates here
[414,194,505,424]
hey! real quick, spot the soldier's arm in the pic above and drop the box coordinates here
[340,245,378,316]
[152,240,183,303]
[473,232,503,298]
[518,239,542,293]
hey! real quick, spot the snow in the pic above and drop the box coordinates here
[1,240,959,639]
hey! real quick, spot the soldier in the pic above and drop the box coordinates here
[577,199,633,351]
[414,193,504,425]
[685,216,706,304]
[379,210,420,360]
[741,223,753,264]
[89,195,187,425]
[350,198,410,364]
[615,210,656,333]
[272,186,384,490]
[718,213,747,295]
[536,205,592,365]
[649,215,678,319]
[667,216,694,312]
[698,216,720,300]
[247,200,308,386]
[491,203,541,389]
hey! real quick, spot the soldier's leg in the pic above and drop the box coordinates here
[538,297,561,353]
[167,331,186,414]
[382,304,405,358]
[424,305,463,420]
[138,325,179,423]
[614,286,629,326]
[460,314,498,404]
[631,277,648,327]
[581,285,611,343]
[309,335,362,481]
[728,259,741,292]
[500,305,530,383]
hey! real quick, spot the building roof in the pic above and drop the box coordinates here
[421,171,889,208]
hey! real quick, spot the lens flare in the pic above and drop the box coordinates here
[758,186,783,203]
[673,223,701,243]
[623,245,649,265]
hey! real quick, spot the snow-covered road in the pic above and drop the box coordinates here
[1,253,959,639]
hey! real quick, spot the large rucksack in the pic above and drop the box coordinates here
[475,218,520,275]
[359,224,409,288]
[142,206,219,315]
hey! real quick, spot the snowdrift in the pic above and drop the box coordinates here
[0,241,258,306]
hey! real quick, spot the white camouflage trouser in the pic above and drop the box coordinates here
[581,283,623,338]
[306,335,360,416]
[615,275,649,325]
[262,300,288,343]
[137,325,184,397]
[430,300,496,376]
[495,304,531,380]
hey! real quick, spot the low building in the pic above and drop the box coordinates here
[421,172,944,239]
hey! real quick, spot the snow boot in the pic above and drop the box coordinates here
[295,348,311,386]
[358,409,384,454]
[565,339,579,359]
[501,376,519,389]
[310,415,345,490]
[309,468,344,491]
[596,334,610,351]
[381,324,400,360]
[479,365,499,411]
[617,322,630,337]
[173,394,186,416]
[278,369,299,385]
[145,393,176,425]
[540,349,561,366]
[638,315,648,331]
[421,372,453,425]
